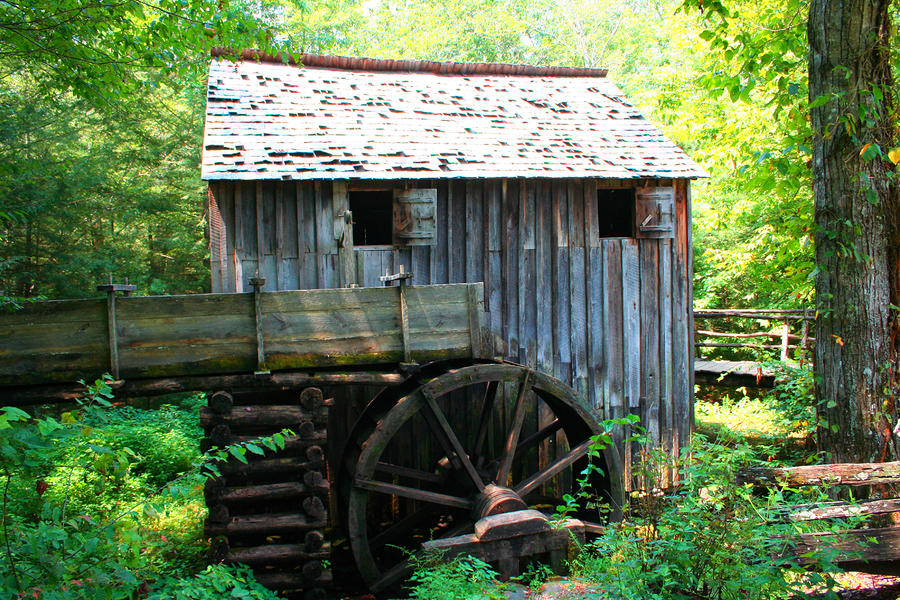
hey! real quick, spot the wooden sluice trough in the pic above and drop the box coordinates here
[0,281,619,597]
[0,283,486,392]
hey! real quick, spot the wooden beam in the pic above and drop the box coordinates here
[1,370,405,405]
[784,498,900,522]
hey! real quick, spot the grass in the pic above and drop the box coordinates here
[694,385,815,464]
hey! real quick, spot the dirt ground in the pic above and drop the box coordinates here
[818,573,900,600]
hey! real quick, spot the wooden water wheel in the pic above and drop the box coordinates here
[337,361,623,592]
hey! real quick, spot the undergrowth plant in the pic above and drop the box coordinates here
[553,414,643,524]
[0,376,290,599]
[570,433,844,600]
[765,362,817,442]
[148,564,282,600]
[403,552,509,600]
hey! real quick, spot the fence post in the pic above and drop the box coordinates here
[800,310,810,366]
[780,318,790,362]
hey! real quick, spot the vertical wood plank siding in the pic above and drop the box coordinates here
[208,178,693,486]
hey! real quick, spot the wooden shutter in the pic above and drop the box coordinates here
[635,187,675,238]
[393,188,437,246]
[207,184,229,292]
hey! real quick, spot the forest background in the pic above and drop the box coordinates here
[0,0,817,311]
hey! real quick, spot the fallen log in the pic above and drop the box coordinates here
[737,461,900,487]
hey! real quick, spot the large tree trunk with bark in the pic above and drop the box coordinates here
[808,0,899,462]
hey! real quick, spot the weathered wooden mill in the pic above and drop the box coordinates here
[0,51,703,598]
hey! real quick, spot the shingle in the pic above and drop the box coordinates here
[201,56,707,181]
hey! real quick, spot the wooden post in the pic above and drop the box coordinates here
[379,267,413,364]
[780,318,790,361]
[337,209,356,288]
[249,276,268,373]
[96,278,137,379]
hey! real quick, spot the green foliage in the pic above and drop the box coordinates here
[81,403,203,488]
[553,414,642,523]
[572,436,841,600]
[0,0,290,299]
[0,0,286,103]
[404,553,509,600]
[0,377,147,598]
[765,362,818,441]
[511,561,555,594]
[148,564,284,600]
[674,0,814,309]
[695,363,818,463]
[0,376,291,598]
[0,77,212,298]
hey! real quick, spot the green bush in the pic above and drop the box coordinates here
[766,362,817,439]
[404,554,509,600]
[83,400,203,488]
[0,380,150,599]
[148,564,283,600]
[571,435,842,600]
[0,378,291,599]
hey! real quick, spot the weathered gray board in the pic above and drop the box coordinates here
[208,177,694,488]
[0,283,487,387]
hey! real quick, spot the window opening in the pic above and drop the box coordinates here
[597,188,634,237]
[350,190,393,245]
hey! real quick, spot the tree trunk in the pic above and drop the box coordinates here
[808,0,899,462]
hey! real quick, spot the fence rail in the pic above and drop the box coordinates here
[693,308,815,362]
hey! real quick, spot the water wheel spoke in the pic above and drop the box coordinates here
[422,391,486,492]
[370,558,413,593]
[495,369,533,485]
[355,477,472,509]
[419,394,463,469]
[375,461,444,484]
[517,418,563,454]
[514,437,593,498]
[371,515,476,594]
[472,380,499,462]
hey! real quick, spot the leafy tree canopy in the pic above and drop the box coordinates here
[0,0,288,102]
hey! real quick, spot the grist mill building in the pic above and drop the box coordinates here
[201,51,705,485]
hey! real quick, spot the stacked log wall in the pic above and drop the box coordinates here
[202,388,332,598]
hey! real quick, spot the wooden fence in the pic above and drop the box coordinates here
[693,308,815,362]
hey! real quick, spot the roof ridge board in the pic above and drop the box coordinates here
[210,48,609,78]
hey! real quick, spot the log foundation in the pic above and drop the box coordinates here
[203,388,332,598]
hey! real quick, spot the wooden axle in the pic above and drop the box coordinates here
[421,510,587,581]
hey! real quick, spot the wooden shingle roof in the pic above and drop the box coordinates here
[201,53,706,181]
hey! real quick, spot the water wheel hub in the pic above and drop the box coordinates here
[473,484,527,519]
